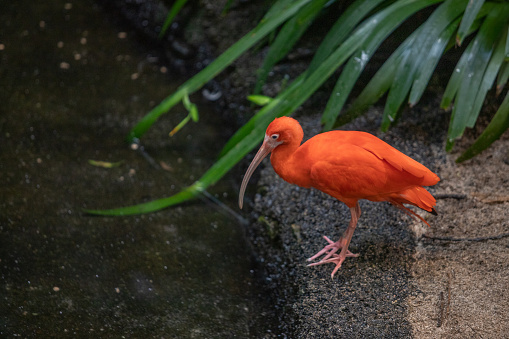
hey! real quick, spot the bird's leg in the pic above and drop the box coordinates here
[307,203,361,278]
[307,204,360,261]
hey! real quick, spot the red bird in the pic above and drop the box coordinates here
[239,117,440,278]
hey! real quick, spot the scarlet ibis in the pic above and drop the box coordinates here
[239,117,439,278]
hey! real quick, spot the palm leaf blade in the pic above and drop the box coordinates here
[456,0,485,45]
[456,91,509,162]
[327,0,443,130]
[383,0,467,130]
[340,28,421,127]
[448,4,509,144]
[409,17,461,105]
[127,0,312,142]
[469,24,508,127]
[497,61,509,95]
[307,0,385,75]
[84,187,198,216]
[253,0,328,95]
[159,0,188,39]
[506,25,509,58]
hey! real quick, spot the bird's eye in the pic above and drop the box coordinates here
[271,134,279,140]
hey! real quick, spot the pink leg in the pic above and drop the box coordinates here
[307,203,361,278]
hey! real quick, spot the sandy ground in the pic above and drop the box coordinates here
[408,126,509,339]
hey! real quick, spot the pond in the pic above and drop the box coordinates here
[0,1,274,336]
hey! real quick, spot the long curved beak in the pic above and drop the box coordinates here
[238,136,279,209]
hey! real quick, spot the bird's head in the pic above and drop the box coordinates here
[238,116,303,209]
[265,116,304,147]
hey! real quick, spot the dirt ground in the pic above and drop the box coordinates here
[408,123,509,338]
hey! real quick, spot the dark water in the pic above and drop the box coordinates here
[0,1,272,336]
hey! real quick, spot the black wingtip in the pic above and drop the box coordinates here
[430,207,438,216]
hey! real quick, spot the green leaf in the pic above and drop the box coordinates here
[309,0,388,130]
[335,0,448,130]
[262,0,303,20]
[158,0,189,39]
[222,0,235,15]
[84,185,199,216]
[127,0,312,143]
[444,2,496,51]
[308,0,386,75]
[168,92,199,136]
[189,104,199,122]
[247,95,273,106]
[382,0,467,130]
[440,41,474,110]
[253,0,328,95]
[456,0,484,45]
[381,49,414,131]
[506,25,509,59]
[88,160,124,168]
[448,4,509,143]
[497,61,509,95]
[469,24,508,126]
[339,30,418,127]
[456,91,509,162]
[324,0,444,131]
[320,44,377,131]
[441,2,500,110]
[322,18,402,129]
[182,91,192,110]
[182,92,199,122]
[409,18,462,106]
[235,0,439,151]
[321,0,434,131]
[169,114,191,137]
[92,0,440,215]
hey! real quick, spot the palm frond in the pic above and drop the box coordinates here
[88,0,509,215]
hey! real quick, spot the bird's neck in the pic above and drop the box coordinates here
[270,143,310,187]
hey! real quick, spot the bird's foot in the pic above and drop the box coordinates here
[307,253,357,279]
[306,236,357,261]
[307,236,359,278]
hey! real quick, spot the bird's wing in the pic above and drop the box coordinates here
[355,135,439,186]
[308,142,437,206]
[308,145,387,203]
[301,131,439,187]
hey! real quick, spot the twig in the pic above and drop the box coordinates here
[435,192,509,203]
[437,291,444,327]
[133,143,161,169]
[434,193,467,200]
[422,232,509,242]
[472,192,509,204]
[445,272,451,324]
[437,272,452,328]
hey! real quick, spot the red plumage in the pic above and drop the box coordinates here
[239,117,440,278]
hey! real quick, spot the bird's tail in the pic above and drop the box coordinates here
[388,186,437,226]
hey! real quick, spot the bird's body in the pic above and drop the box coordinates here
[271,129,438,211]
[239,117,440,278]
